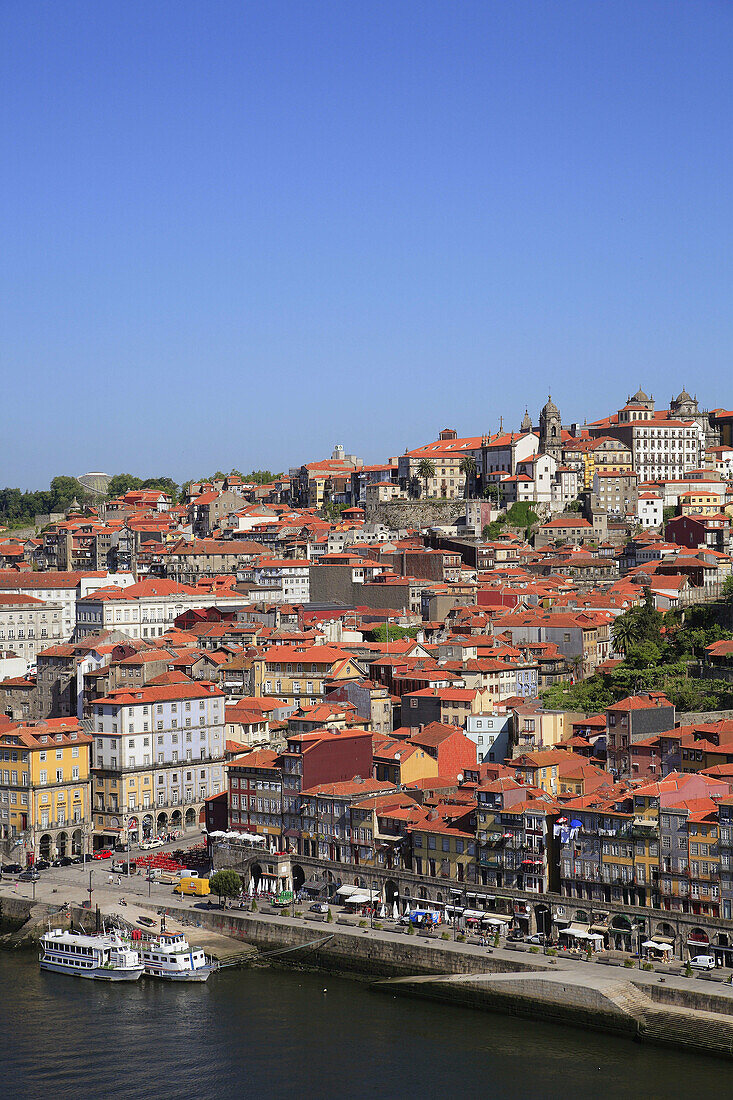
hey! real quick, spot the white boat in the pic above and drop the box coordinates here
[139,931,216,981]
[40,928,144,981]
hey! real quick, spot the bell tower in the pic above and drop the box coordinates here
[539,395,562,461]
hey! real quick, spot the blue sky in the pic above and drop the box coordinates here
[2,1,731,487]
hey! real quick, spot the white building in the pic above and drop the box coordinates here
[637,493,664,529]
[481,430,539,479]
[237,559,310,605]
[89,680,226,845]
[0,593,65,667]
[76,577,244,640]
[0,571,134,642]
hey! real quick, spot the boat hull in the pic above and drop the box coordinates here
[143,965,215,982]
[40,960,144,981]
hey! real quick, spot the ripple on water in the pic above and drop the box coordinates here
[3,956,731,1100]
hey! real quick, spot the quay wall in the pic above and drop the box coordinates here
[380,975,640,1040]
[140,905,733,1058]
[144,906,548,980]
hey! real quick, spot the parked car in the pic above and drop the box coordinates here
[506,928,525,942]
[18,870,40,882]
[55,856,74,867]
[689,955,716,970]
[526,933,544,945]
[3,863,23,874]
[34,859,51,871]
[92,849,113,860]
[140,838,164,850]
[309,902,329,914]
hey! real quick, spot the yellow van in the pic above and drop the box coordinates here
[174,876,210,897]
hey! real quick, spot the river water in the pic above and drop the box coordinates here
[2,952,728,1099]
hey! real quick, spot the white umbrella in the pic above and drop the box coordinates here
[392,901,399,920]
[248,878,255,895]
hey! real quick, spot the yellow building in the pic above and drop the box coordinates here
[0,717,92,862]
[251,644,364,705]
[680,490,725,517]
[372,738,439,786]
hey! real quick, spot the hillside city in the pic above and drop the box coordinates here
[2,385,733,959]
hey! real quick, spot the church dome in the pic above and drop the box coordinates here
[630,386,649,403]
[674,388,693,404]
[541,394,559,416]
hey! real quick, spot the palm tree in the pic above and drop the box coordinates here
[459,456,477,499]
[612,611,639,657]
[416,458,436,498]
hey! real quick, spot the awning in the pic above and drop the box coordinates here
[302,874,326,891]
[687,938,710,947]
[561,922,591,938]
[335,884,360,897]
[642,940,672,951]
[344,890,379,904]
[590,922,609,934]
[484,916,511,926]
[462,909,487,920]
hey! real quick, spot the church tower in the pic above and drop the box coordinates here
[538,395,562,460]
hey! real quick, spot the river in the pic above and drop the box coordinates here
[2,952,728,1099]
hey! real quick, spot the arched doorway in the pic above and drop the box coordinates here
[714,931,732,967]
[251,863,263,893]
[291,864,305,895]
[385,878,400,917]
[56,831,68,858]
[171,810,182,831]
[185,807,196,829]
[71,829,82,856]
[535,903,551,939]
[611,915,632,951]
[688,927,709,959]
[39,834,52,860]
[142,814,154,839]
[157,812,168,834]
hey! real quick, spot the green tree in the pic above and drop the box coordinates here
[483,482,500,503]
[209,869,242,903]
[370,624,420,642]
[107,473,143,498]
[459,456,477,498]
[50,475,85,502]
[141,477,179,498]
[416,458,436,498]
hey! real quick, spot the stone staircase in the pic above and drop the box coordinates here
[641,1003,733,1056]
[602,981,653,1025]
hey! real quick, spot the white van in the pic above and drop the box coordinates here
[689,954,716,970]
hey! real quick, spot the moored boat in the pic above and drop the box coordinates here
[140,931,216,981]
[40,928,144,981]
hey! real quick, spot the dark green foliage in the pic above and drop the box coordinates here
[209,869,242,900]
[541,590,733,714]
[107,474,179,499]
[369,624,420,642]
[0,477,92,529]
[482,501,539,541]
